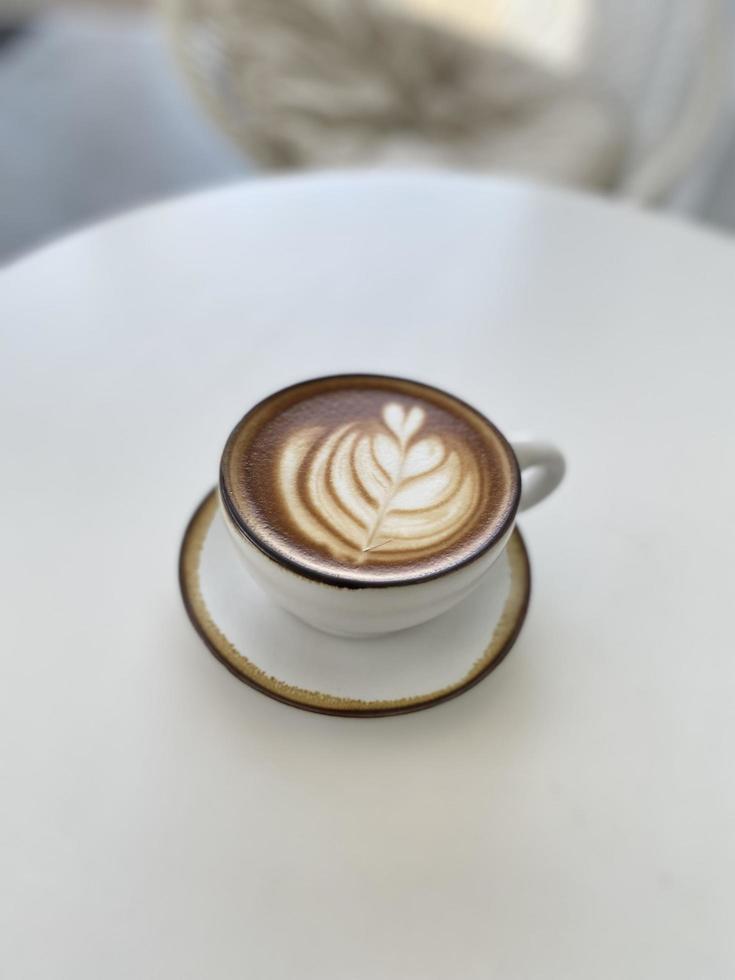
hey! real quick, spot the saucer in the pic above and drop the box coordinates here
[179,491,531,717]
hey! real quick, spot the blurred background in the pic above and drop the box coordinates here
[1,0,734,265]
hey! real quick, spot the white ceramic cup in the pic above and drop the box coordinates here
[219,377,564,637]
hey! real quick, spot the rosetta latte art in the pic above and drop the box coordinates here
[277,402,485,564]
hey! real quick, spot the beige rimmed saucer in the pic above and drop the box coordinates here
[179,491,531,717]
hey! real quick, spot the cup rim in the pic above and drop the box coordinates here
[219,373,521,590]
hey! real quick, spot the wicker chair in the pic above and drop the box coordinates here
[162,0,729,204]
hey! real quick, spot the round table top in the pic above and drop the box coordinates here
[2,173,734,979]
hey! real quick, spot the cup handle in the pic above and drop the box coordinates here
[511,439,566,513]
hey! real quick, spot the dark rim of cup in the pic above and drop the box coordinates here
[219,373,521,590]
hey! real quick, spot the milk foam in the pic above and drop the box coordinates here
[276,402,484,564]
[221,376,518,584]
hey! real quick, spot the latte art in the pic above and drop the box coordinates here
[221,376,519,586]
[278,403,484,564]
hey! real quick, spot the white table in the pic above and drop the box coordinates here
[1,174,733,979]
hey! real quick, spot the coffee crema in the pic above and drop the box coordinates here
[220,376,519,586]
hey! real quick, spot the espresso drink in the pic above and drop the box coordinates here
[220,376,519,586]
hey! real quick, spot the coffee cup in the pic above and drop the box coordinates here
[219,374,564,637]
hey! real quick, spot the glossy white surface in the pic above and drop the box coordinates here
[1,173,734,979]
[221,498,514,636]
[201,504,517,699]
[219,430,562,636]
